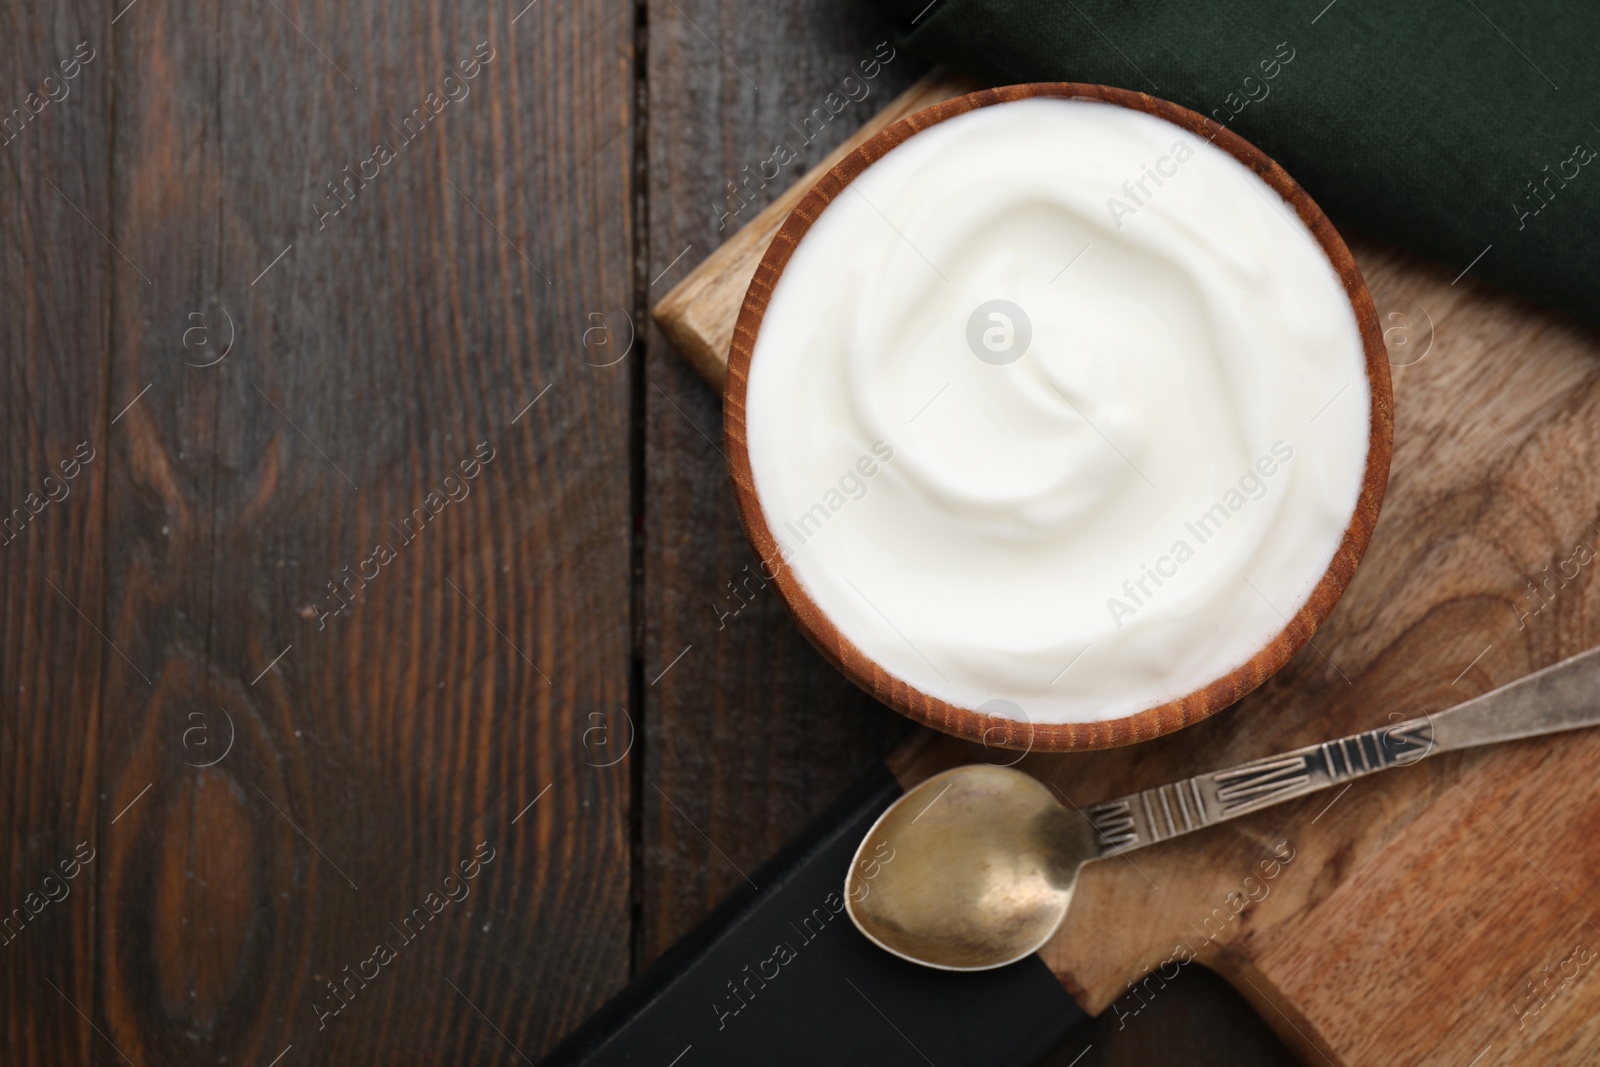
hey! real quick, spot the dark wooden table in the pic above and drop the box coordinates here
[2,1,1292,1062]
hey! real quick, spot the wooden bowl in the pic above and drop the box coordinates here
[723,83,1393,752]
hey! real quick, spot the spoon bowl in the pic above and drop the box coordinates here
[845,765,1099,971]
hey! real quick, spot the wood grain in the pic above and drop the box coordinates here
[86,2,632,1063]
[719,81,1393,752]
[652,67,1600,1064]
[0,3,108,1063]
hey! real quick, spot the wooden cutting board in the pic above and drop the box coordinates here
[654,71,1600,1067]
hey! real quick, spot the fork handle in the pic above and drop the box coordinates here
[1085,717,1433,856]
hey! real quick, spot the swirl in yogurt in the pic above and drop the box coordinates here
[745,98,1370,725]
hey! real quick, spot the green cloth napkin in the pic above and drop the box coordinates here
[873,0,1600,326]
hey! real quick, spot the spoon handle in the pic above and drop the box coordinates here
[1082,644,1600,857]
[1082,716,1431,855]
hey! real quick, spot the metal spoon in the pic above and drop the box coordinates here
[845,644,1600,971]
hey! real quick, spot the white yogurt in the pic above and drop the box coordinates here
[744,98,1370,725]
